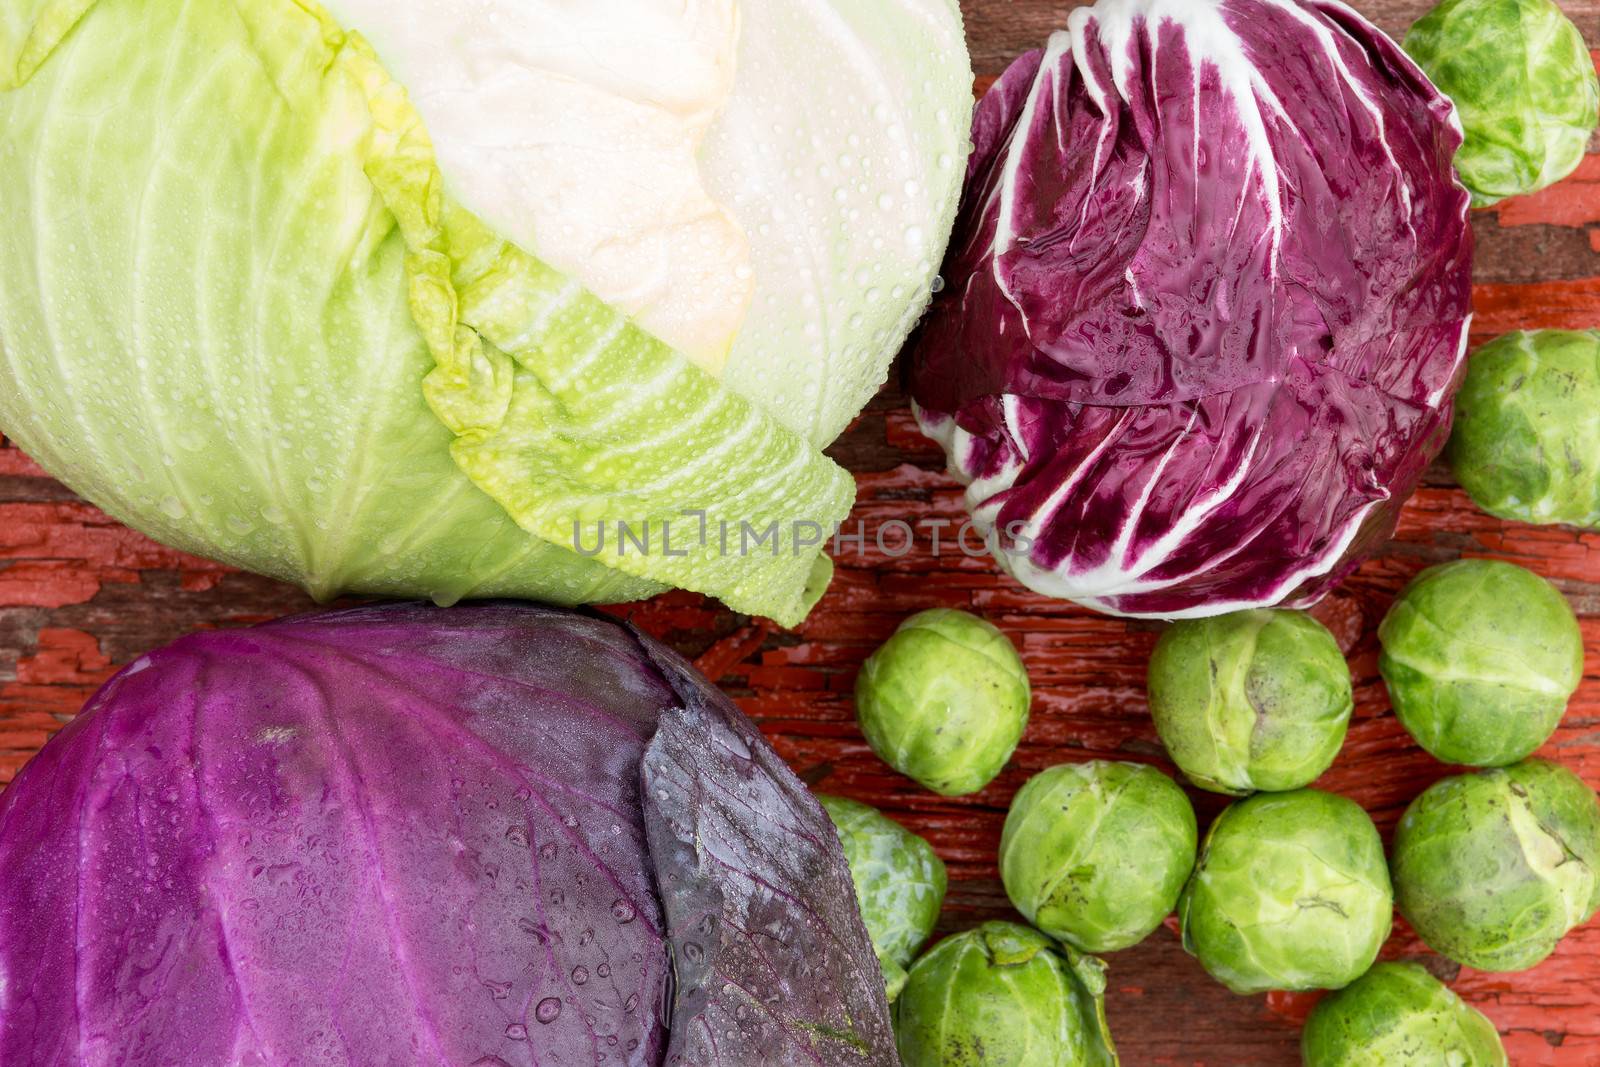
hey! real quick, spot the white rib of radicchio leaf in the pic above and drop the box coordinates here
[0,604,891,1067]
[910,0,1473,618]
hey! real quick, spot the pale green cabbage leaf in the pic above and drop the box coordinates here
[0,0,971,624]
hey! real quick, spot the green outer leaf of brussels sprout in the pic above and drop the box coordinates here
[894,921,1119,1067]
[1147,610,1354,795]
[817,794,948,1001]
[1177,790,1392,996]
[1378,560,1583,767]
[1405,0,1600,206]
[1301,962,1507,1067]
[855,609,1031,797]
[1448,330,1600,529]
[1392,759,1600,973]
[999,761,1197,953]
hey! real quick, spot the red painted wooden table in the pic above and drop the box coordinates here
[4,2,1600,1063]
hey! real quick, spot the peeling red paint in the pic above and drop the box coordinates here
[1264,990,1323,1027]
[693,622,773,683]
[0,628,114,780]
[0,560,103,608]
[0,502,230,573]
[1495,145,1600,232]
[1473,276,1600,335]
[177,570,228,593]
[13,628,113,685]
[0,448,49,478]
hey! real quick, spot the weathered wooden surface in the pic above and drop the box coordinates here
[3,2,1600,1064]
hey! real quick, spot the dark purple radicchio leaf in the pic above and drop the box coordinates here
[0,603,893,1067]
[909,0,1473,619]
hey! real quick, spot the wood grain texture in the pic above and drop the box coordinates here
[3,2,1600,1064]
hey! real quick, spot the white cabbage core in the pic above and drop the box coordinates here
[322,0,751,375]
[321,0,972,447]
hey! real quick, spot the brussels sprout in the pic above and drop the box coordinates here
[894,922,1118,1067]
[818,795,948,1000]
[1392,759,1600,972]
[1302,962,1507,1067]
[855,609,1031,796]
[1448,330,1600,528]
[1178,790,1392,995]
[999,761,1197,953]
[1405,0,1600,206]
[1379,560,1582,767]
[1148,610,1354,794]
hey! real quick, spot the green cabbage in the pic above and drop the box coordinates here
[0,0,971,624]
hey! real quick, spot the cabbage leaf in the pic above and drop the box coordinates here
[909,0,1473,618]
[0,0,970,625]
[0,603,896,1065]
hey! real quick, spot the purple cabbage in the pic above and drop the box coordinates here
[910,0,1473,618]
[0,604,893,1067]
